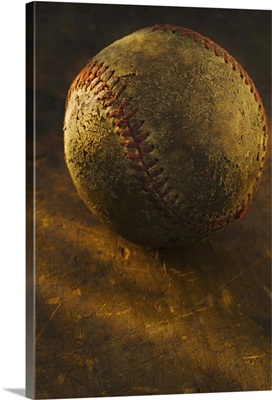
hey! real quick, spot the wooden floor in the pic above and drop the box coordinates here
[27,3,271,398]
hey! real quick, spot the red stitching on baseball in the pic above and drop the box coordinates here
[127,152,143,163]
[156,177,168,188]
[223,51,230,63]
[140,144,154,155]
[135,131,149,142]
[193,32,201,42]
[213,44,220,56]
[70,25,268,233]
[232,58,238,71]
[204,38,211,49]
[123,108,138,120]
[122,139,140,149]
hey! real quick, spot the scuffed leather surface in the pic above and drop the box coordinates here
[64,26,267,247]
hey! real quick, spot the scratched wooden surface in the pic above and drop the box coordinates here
[29,3,271,398]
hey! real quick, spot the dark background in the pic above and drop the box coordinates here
[27,2,271,398]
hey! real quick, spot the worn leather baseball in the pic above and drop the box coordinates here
[64,24,268,247]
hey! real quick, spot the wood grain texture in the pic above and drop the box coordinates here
[28,3,271,398]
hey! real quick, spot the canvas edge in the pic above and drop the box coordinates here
[26,2,36,399]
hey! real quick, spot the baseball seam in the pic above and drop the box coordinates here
[68,24,268,233]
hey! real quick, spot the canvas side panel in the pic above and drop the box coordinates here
[26,2,36,399]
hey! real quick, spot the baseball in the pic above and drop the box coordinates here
[63,24,268,247]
